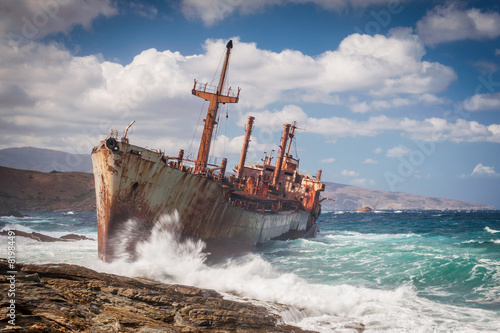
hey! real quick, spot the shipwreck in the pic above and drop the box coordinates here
[92,40,326,262]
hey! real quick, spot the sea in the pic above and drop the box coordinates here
[1,209,500,332]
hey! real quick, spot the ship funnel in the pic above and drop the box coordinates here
[237,116,255,179]
[273,123,291,187]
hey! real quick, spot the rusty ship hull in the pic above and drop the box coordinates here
[92,140,320,261]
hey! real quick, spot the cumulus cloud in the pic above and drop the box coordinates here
[321,157,336,163]
[463,92,500,112]
[363,158,378,164]
[472,163,500,177]
[0,28,494,158]
[341,170,359,177]
[416,4,500,46]
[386,145,411,157]
[351,178,375,186]
[349,94,446,113]
[0,0,117,43]
[244,105,500,143]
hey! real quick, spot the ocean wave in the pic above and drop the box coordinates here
[9,211,500,332]
[323,230,421,241]
[1,223,36,233]
[485,226,500,234]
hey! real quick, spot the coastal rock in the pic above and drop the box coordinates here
[354,207,373,212]
[0,230,94,242]
[0,260,316,332]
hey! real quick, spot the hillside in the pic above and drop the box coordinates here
[321,182,495,211]
[0,164,495,215]
[0,147,92,173]
[0,166,95,214]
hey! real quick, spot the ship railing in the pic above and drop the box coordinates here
[228,196,302,214]
[193,81,239,98]
[298,169,313,178]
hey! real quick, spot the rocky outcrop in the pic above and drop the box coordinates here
[354,207,373,213]
[0,260,315,332]
[0,230,93,242]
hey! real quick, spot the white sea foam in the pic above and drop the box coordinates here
[1,223,36,233]
[485,226,500,234]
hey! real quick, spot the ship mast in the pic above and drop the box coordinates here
[192,40,240,173]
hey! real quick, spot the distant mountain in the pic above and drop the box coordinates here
[0,147,495,212]
[321,182,495,211]
[0,147,92,173]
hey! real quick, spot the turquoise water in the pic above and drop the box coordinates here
[263,211,500,312]
[1,210,500,332]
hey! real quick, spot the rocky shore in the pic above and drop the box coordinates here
[0,260,316,332]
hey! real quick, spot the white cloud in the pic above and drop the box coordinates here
[386,145,411,157]
[321,157,336,163]
[496,49,500,56]
[351,178,375,186]
[373,147,383,154]
[463,92,500,112]
[459,163,500,179]
[0,31,493,156]
[245,105,500,143]
[350,102,370,113]
[471,163,500,177]
[363,158,378,164]
[1,0,117,43]
[416,4,500,46]
[349,94,446,113]
[341,170,359,177]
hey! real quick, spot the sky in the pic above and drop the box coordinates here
[1,0,500,208]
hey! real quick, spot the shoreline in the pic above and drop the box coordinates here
[0,259,323,332]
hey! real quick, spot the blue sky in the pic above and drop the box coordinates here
[1,0,500,208]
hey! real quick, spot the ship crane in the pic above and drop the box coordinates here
[192,40,241,173]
